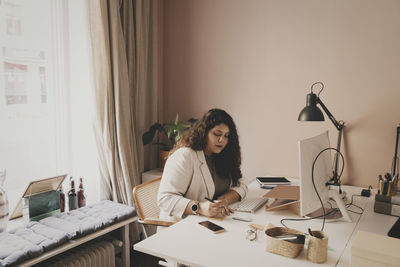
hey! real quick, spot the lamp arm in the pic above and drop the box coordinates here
[317,98,344,186]
[332,127,343,184]
[316,98,343,131]
[391,125,400,177]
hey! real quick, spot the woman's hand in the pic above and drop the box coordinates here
[215,199,234,216]
[199,199,234,217]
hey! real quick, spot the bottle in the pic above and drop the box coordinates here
[59,185,65,212]
[77,177,86,208]
[68,177,78,211]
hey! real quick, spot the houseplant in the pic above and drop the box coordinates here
[142,114,197,169]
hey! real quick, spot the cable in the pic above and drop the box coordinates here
[311,147,344,231]
[280,147,345,231]
[280,208,340,228]
[344,194,364,214]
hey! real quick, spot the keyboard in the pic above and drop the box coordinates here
[388,217,400,239]
[234,197,269,213]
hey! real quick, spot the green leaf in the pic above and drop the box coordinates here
[175,133,181,143]
[174,114,179,125]
[142,115,198,146]
[166,123,176,139]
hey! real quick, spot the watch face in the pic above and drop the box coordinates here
[192,203,199,213]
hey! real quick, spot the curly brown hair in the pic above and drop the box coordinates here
[172,108,242,186]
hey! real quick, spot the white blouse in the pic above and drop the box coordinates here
[157,147,248,221]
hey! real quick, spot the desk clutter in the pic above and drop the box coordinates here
[265,225,305,258]
[263,185,300,215]
[0,200,136,267]
[263,224,328,263]
[377,173,398,196]
[19,175,87,223]
[307,230,328,264]
[374,173,400,216]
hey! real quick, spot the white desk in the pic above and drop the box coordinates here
[134,181,388,267]
[336,191,399,267]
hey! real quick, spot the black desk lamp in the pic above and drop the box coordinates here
[298,82,344,186]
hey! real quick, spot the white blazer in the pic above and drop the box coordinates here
[157,147,248,221]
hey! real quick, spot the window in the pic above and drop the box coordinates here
[0,0,99,212]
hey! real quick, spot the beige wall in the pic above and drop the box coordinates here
[162,0,400,187]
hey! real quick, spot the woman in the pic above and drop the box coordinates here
[157,108,247,221]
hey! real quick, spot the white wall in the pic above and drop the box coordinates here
[163,0,400,187]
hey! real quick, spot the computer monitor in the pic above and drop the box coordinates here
[298,131,351,222]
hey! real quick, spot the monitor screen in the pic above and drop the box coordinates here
[298,131,332,217]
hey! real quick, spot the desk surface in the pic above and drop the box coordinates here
[336,192,398,267]
[134,181,391,267]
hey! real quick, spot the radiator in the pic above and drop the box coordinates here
[36,240,115,267]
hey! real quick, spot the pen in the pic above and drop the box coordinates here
[205,197,215,203]
[394,175,399,185]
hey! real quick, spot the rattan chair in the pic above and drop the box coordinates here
[132,177,177,238]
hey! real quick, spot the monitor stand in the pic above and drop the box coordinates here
[306,188,352,222]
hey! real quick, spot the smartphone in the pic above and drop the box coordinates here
[256,177,291,185]
[198,220,226,234]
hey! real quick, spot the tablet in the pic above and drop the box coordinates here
[256,177,291,185]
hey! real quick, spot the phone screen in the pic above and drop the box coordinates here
[256,177,290,184]
[198,220,225,233]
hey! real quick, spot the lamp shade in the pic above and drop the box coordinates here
[298,93,324,121]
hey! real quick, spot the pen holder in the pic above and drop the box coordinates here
[265,226,304,258]
[378,180,397,196]
[307,230,328,264]
[389,183,398,196]
[378,180,384,195]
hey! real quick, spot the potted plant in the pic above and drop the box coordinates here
[142,114,197,169]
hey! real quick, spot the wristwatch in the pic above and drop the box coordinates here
[191,201,199,215]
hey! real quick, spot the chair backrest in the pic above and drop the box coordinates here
[133,177,161,220]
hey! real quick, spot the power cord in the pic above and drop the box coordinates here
[280,149,372,230]
[330,191,369,215]
[345,187,372,214]
[311,147,344,232]
[281,192,368,229]
[279,147,344,232]
[280,208,340,228]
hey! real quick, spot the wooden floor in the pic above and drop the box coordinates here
[131,250,163,267]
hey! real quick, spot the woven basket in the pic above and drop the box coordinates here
[265,227,304,258]
[307,230,328,263]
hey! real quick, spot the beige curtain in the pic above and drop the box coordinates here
[87,0,159,206]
